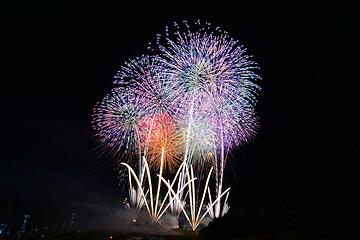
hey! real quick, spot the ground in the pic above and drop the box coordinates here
[1,227,350,240]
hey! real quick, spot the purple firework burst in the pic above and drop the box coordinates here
[154,19,261,165]
[92,87,146,166]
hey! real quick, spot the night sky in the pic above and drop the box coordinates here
[0,0,358,231]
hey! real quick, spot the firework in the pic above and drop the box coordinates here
[154,20,261,218]
[124,185,148,222]
[175,100,217,171]
[113,54,179,119]
[159,164,231,230]
[92,19,261,223]
[113,55,182,170]
[156,20,261,152]
[92,87,146,167]
[121,153,196,223]
[141,113,182,172]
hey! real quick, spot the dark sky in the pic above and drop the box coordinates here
[0,0,358,229]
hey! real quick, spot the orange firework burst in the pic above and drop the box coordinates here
[139,113,182,173]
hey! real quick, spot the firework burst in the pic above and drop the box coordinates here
[92,19,261,224]
[114,54,179,118]
[156,20,261,148]
[140,113,182,173]
[92,88,146,167]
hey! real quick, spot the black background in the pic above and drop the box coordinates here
[0,0,358,235]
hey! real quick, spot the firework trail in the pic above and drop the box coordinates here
[121,153,196,223]
[159,164,231,230]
